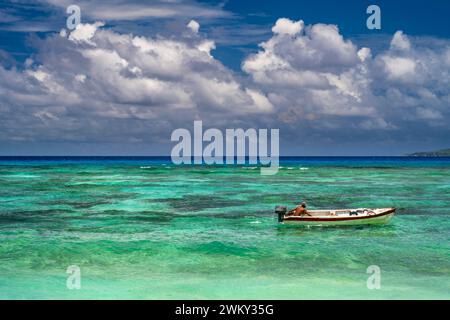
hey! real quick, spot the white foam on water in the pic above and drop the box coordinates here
[3,175,40,178]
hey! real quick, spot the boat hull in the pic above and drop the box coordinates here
[281,208,395,227]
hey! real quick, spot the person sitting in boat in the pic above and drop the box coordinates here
[288,202,311,216]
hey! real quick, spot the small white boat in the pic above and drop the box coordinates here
[275,207,396,227]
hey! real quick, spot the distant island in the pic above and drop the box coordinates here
[409,148,450,157]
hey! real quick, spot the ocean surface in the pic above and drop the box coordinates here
[0,157,449,299]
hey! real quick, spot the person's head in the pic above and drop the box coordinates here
[301,202,306,208]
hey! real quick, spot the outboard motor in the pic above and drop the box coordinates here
[275,206,287,223]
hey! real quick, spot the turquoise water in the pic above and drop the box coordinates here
[0,157,449,299]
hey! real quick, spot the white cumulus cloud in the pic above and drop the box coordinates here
[68,22,105,45]
[271,18,304,36]
[187,19,200,33]
[1,18,450,153]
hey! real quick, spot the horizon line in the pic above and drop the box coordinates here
[0,155,442,158]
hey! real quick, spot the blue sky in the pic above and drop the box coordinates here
[3,1,450,69]
[1,0,450,155]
